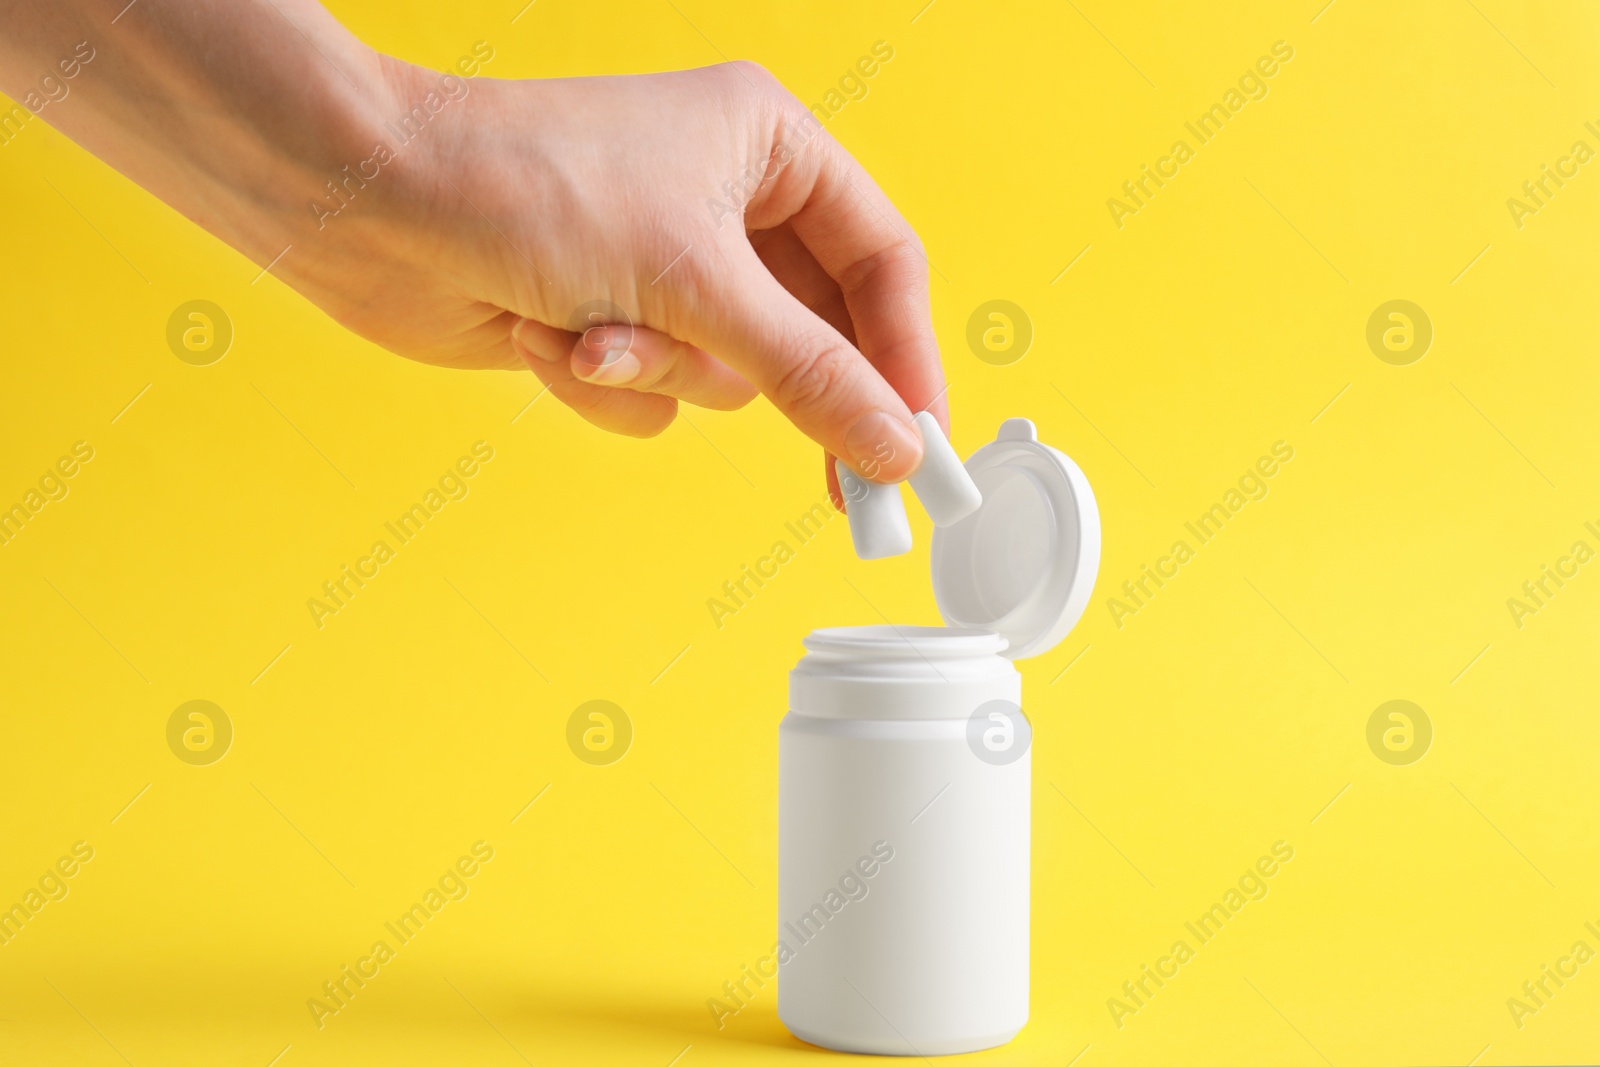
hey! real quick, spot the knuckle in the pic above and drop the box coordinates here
[903,227,928,263]
[648,360,692,397]
[726,59,778,89]
[724,381,761,410]
[635,338,689,392]
[770,341,850,419]
[838,237,928,298]
[633,401,679,438]
[557,381,676,438]
[702,382,759,412]
[553,382,610,415]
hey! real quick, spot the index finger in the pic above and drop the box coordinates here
[750,115,949,431]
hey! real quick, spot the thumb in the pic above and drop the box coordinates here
[684,252,924,483]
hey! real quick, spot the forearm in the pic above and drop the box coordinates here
[0,0,393,266]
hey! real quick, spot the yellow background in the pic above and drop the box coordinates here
[3,0,1598,1063]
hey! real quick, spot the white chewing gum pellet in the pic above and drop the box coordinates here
[836,458,913,560]
[907,411,983,527]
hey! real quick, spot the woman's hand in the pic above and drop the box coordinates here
[364,58,946,495]
[0,1,948,497]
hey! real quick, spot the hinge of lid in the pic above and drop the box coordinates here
[997,417,1037,442]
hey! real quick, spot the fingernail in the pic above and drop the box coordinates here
[843,411,923,483]
[511,317,561,362]
[574,347,640,385]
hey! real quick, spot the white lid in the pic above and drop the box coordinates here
[930,418,1101,660]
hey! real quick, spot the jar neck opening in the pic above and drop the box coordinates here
[801,625,1009,662]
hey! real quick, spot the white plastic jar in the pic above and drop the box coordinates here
[777,418,1100,1056]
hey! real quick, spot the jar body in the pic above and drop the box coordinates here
[777,626,1029,1056]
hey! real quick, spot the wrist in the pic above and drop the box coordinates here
[317,54,532,281]
[245,50,500,336]
[211,47,465,311]
[215,44,405,251]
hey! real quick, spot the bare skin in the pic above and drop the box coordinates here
[0,0,948,503]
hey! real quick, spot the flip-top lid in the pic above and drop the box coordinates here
[930,418,1101,660]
